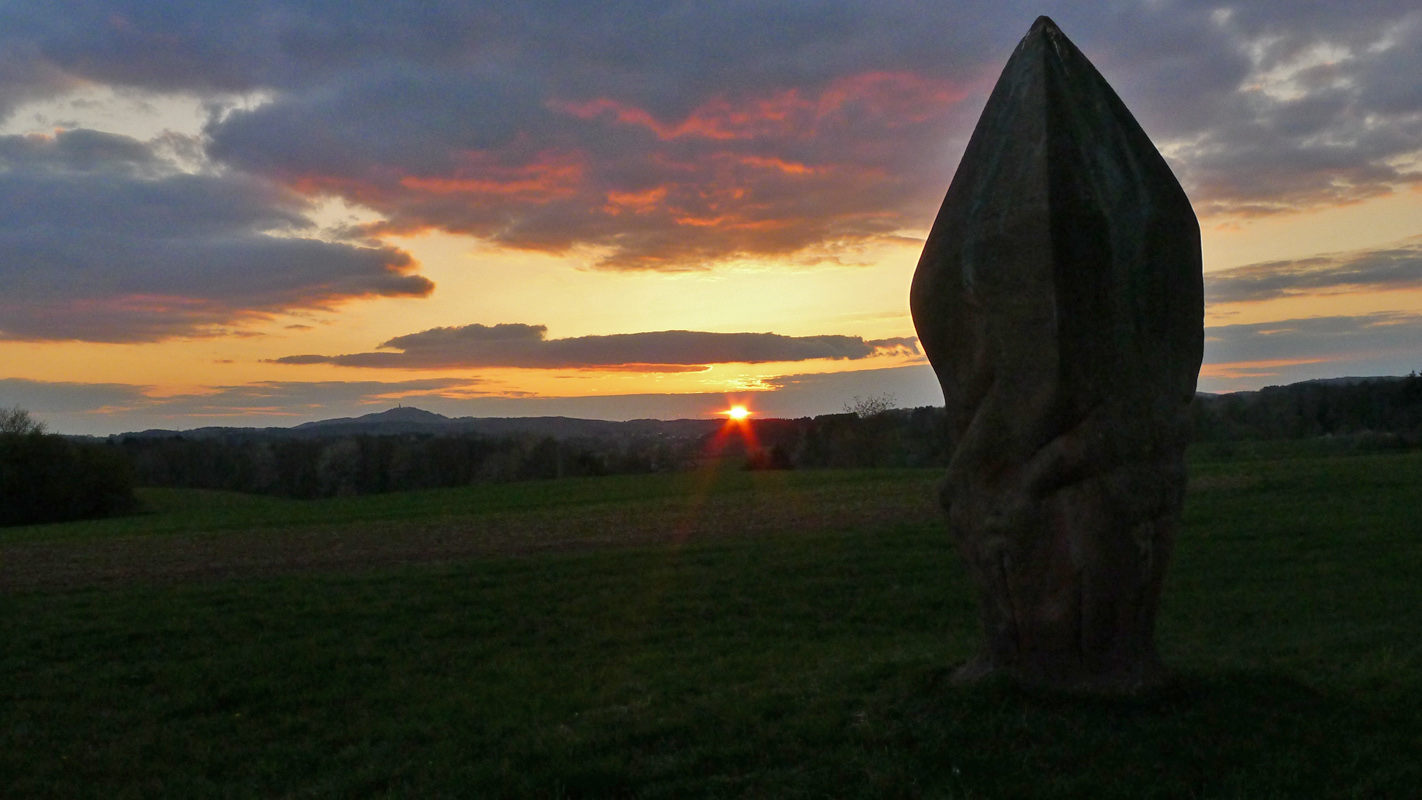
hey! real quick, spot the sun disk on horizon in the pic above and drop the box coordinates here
[726,405,750,420]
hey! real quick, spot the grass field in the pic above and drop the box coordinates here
[2,452,1420,798]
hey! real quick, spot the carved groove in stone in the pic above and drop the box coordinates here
[909,16,1204,692]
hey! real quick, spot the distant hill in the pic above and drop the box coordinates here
[295,407,725,439]
[117,407,724,441]
[101,372,1422,445]
[298,406,450,428]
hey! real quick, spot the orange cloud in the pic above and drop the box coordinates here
[399,150,584,202]
[552,71,966,143]
[1199,358,1329,380]
[553,95,808,141]
[281,172,392,206]
[603,186,667,214]
[737,155,822,175]
[816,71,972,124]
[574,363,711,374]
[224,70,971,272]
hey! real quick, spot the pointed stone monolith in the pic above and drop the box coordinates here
[909,16,1204,692]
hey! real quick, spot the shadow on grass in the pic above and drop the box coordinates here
[858,666,1420,799]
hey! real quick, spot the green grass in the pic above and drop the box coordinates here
[0,467,909,544]
[3,455,1420,797]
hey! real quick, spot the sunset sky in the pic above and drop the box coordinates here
[3,1,1422,434]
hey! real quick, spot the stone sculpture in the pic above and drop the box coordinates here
[909,16,1204,691]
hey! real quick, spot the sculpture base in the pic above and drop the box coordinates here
[941,437,1188,697]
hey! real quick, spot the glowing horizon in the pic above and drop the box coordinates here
[2,5,1422,435]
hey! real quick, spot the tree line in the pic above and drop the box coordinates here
[5,373,1421,526]
[114,432,674,499]
[1192,373,1422,446]
[109,371,1422,508]
[99,407,949,502]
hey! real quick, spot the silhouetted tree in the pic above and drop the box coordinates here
[844,393,897,418]
[0,406,45,435]
[0,410,136,526]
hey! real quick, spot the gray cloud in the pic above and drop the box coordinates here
[1203,312,1422,365]
[197,3,1422,257]
[0,2,1418,282]
[864,337,921,357]
[0,128,431,342]
[1197,309,1422,391]
[0,376,492,435]
[1157,5,1422,216]
[12,2,1417,272]
[0,127,158,172]
[272,323,916,371]
[204,59,973,270]
[140,378,490,416]
[0,377,148,414]
[1206,236,1422,304]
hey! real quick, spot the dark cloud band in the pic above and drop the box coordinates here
[272,323,918,370]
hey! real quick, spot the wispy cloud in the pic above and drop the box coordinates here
[272,323,917,371]
[0,376,495,434]
[1206,235,1422,303]
[1203,311,1422,365]
[0,377,149,414]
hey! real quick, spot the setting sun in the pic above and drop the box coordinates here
[726,405,750,420]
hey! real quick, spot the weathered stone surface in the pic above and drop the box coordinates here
[909,16,1204,692]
